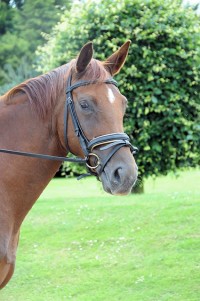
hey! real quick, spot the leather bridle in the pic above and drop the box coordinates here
[0,73,138,179]
[64,73,138,178]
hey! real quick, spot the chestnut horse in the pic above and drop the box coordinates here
[0,41,138,288]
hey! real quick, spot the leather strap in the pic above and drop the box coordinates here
[88,133,131,149]
[65,74,89,156]
[66,78,118,94]
[0,149,85,163]
[98,143,127,174]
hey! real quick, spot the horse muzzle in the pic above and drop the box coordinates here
[99,151,138,195]
[85,133,138,194]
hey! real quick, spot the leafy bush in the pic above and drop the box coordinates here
[0,0,72,85]
[37,0,200,179]
[0,57,38,95]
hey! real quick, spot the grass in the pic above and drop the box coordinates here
[0,169,199,301]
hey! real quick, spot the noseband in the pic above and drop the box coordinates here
[0,73,138,179]
[64,74,138,178]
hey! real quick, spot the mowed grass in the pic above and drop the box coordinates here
[0,169,199,301]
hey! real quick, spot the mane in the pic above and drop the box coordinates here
[3,58,109,119]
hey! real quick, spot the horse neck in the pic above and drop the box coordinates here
[0,93,66,226]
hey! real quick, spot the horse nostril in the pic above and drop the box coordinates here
[113,167,123,184]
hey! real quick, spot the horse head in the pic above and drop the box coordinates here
[60,41,138,195]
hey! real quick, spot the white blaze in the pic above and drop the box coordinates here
[107,87,115,103]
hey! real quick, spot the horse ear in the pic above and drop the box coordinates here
[104,40,131,76]
[76,42,93,73]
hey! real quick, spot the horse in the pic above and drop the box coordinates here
[0,40,138,288]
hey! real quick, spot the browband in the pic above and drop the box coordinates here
[66,78,118,94]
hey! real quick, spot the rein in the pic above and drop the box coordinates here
[0,73,138,179]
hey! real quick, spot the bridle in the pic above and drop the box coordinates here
[0,72,138,179]
[64,73,138,178]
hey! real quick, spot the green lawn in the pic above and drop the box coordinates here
[0,169,199,301]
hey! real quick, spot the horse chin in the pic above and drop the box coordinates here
[100,169,137,196]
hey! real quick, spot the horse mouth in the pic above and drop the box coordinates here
[100,167,137,196]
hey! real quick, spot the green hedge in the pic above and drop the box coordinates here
[37,0,200,178]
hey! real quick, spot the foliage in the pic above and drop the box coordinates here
[0,57,38,95]
[0,1,14,35]
[0,169,200,300]
[0,0,72,85]
[36,0,200,179]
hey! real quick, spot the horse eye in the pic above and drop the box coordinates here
[80,101,89,110]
